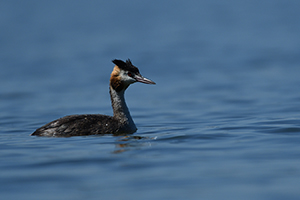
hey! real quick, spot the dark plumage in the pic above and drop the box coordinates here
[32,114,122,137]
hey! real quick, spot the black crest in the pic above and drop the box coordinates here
[112,59,140,74]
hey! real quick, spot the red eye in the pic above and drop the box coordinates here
[128,72,133,77]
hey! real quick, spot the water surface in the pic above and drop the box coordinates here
[1,1,300,200]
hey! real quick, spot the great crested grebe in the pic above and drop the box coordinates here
[31,59,155,137]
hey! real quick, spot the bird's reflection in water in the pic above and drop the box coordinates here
[112,135,155,154]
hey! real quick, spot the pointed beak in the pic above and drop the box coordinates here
[135,74,156,84]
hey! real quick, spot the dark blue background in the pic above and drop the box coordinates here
[1,1,300,199]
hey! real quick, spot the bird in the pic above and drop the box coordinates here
[31,59,155,137]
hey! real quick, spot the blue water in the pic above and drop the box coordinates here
[1,0,300,199]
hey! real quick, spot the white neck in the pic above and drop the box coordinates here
[109,86,137,131]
